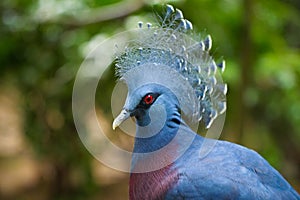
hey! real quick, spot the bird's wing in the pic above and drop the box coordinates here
[165,139,300,200]
[234,141,300,199]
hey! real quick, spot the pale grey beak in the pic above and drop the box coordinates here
[112,109,130,130]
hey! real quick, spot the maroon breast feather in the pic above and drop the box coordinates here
[129,163,179,200]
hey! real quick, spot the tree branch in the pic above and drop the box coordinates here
[49,0,146,26]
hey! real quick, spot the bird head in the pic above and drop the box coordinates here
[112,4,227,132]
[113,83,176,129]
[112,63,197,135]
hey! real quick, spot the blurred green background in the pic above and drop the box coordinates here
[0,0,299,199]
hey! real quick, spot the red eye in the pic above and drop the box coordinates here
[143,94,154,105]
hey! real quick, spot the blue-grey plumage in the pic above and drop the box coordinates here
[166,136,300,199]
[112,4,300,200]
[113,82,300,200]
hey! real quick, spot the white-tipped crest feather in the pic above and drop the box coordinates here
[115,4,226,128]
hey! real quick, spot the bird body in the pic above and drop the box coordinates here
[125,84,299,200]
[112,4,300,200]
[131,135,300,199]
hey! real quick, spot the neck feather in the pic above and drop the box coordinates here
[133,104,182,153]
